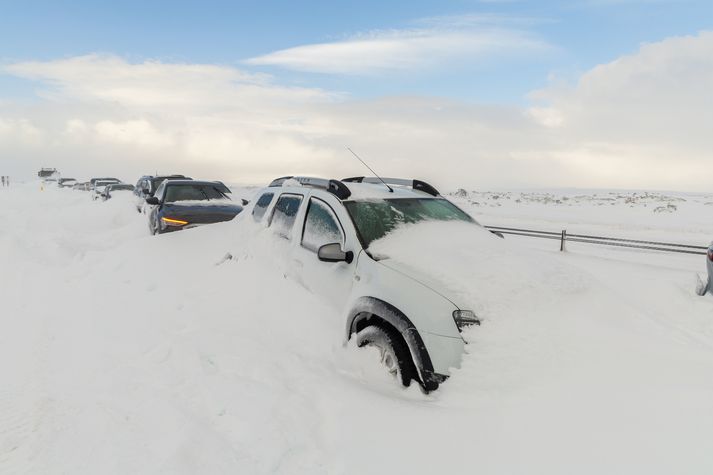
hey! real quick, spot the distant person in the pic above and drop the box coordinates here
[1,176,5,187]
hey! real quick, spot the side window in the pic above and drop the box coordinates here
[252,192,274,221]
[269,194,303,238]
[154,183,166,201]
[301,198,344,252]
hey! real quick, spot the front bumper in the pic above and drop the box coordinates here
[420,331,466,376]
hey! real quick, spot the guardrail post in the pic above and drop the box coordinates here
[560,229,567,252]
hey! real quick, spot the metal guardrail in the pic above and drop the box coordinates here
[485,226,708,256]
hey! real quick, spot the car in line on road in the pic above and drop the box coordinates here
[73,182,91,191]
[145,180,243,234]
[92,179,122,200]
[58,178,77,188]
[249,176,486,392]
[38,168,59,179]
[134,174,191,213]
[101,183,135,201]
[89,177,121,189]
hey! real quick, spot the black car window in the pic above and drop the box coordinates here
[150,177,166,193]
[109,184,134,191]
[252,192,274,221]
[163,184,228,202]
[150,176,191,193]
[301,198,343,252]
[269,194,303,239]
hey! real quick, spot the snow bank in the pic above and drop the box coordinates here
[2,183,713,474]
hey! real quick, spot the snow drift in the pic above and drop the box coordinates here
[2,183,713,474]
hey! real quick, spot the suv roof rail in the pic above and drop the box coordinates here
[268,176,352,200]
[341,177,440,197]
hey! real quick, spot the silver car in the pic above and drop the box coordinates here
[696,243,713,295]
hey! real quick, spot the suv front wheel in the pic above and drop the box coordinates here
[356,325,417,388]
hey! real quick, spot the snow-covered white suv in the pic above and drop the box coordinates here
[250,176,486,391]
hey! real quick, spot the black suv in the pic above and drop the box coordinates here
[134,175,192,213]
[144,180,243,234]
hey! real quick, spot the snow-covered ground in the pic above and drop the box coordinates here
[1,182,713,474]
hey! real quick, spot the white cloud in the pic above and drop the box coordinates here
[246,16,551,74]
[1,32,712,191]
[4,54,334,109]
[525,31,713,187]
[527,107,565,128]
[0,118,43,144]
[93,120,174,148]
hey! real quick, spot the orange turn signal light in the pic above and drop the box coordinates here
[161,217,189,226]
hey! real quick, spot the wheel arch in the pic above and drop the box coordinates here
[346,296,441,390]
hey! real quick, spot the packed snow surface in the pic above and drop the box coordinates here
[2,183,713,474]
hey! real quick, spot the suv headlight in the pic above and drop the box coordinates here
[452,310,480,331]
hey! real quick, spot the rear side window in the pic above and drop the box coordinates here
[154,182,166,201]
[302,198,343,252]
[150,177,167,192]
[252,192,274,221]
[270,194,303,239]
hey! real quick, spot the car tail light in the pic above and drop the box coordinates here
[708,249,713,262]
[162,217,189,226]
[452,310,480,331]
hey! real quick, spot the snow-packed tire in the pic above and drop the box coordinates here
[356,325,417,388]
[696,273,709,296]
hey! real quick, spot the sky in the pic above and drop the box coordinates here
[0,0,712,189]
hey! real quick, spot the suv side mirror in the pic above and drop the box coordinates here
[145,196,160,205]
[318,243,353,264]
[241,199,250,206]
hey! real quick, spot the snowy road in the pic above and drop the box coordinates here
[2,183,713,474]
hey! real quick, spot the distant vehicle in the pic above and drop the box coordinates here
[92,180,122,200]
[134,175,192,213]
[38,168,59,179]
[89,177,121,190]
[58,178,77,188]
[101,183,135,201]
[249,175,486,392]
[73,182,91,191]
[144,180,242,234]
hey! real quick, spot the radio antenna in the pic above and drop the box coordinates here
[346,147,393,193]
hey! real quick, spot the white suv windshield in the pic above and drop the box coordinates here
[344,198,474,247]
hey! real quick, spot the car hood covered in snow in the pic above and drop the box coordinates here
[369,221,590,321]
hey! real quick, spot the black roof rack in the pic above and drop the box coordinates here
[268,176,352,200]
[341,177,440,197]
